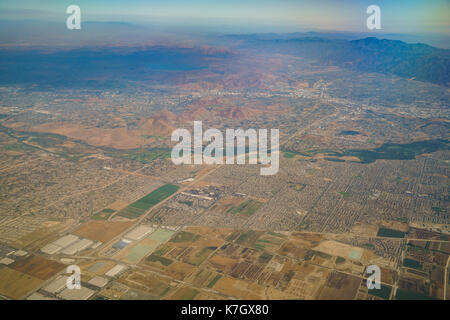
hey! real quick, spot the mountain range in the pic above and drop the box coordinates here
[237,36,450,86]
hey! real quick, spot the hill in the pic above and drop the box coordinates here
[241,36,450,86]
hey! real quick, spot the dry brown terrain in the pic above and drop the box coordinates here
[72,220,134,243]
[12,255,65,280]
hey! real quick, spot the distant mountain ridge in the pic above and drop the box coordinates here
[0,36,448,88]
[240,36,450,86]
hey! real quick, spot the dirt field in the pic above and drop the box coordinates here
[188,269,222,288]
[313,240,364,262]
[143,256,196,281]
[0,267,43,299]
[278,240,310,260]
[166,261,197,281]
[72,220,134,243]
[210,196,245,214]
[284,263,329,299]
[12,255,65,280]
[317,271,362,300]
[380,220,409,232]
[108,200,129,211]
[28,110,177,150]
[30,123,152,149]
[183,246,216,266]
[119,270,173,298]
[206,254,239,274]
[212,276,265,299]
[351,223,379,237]
[380,267,397,285]
[184,226,234,241]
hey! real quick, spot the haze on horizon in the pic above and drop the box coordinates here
[0,0,449,48]
[1,0,449,33]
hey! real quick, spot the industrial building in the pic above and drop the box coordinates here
[59,287,95,300]
[61,239,94,255]
[42,276,69,294]
[124,225,154,241]
[105,264,127,278]
[88,276,109,288]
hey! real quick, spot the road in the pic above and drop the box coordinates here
[444,254,450,300]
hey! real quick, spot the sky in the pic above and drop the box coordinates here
[0,0,449,34]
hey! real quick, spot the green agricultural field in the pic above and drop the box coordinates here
[207,275,222,288]
[377,227,405,238]
[132,184,179,209]
[236,230,263,247]
[147,254,173,266]
[118,184,179,219]
[253,232,285,251]
[336,257,346,264]
[407,244,427,255]
[396,289,436,300]
[283,152,295,158]
[368,284,392,299]
[117,206,146,219]
[258,252,273,264]
[403,258,422,270]
[171,287,199,300]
